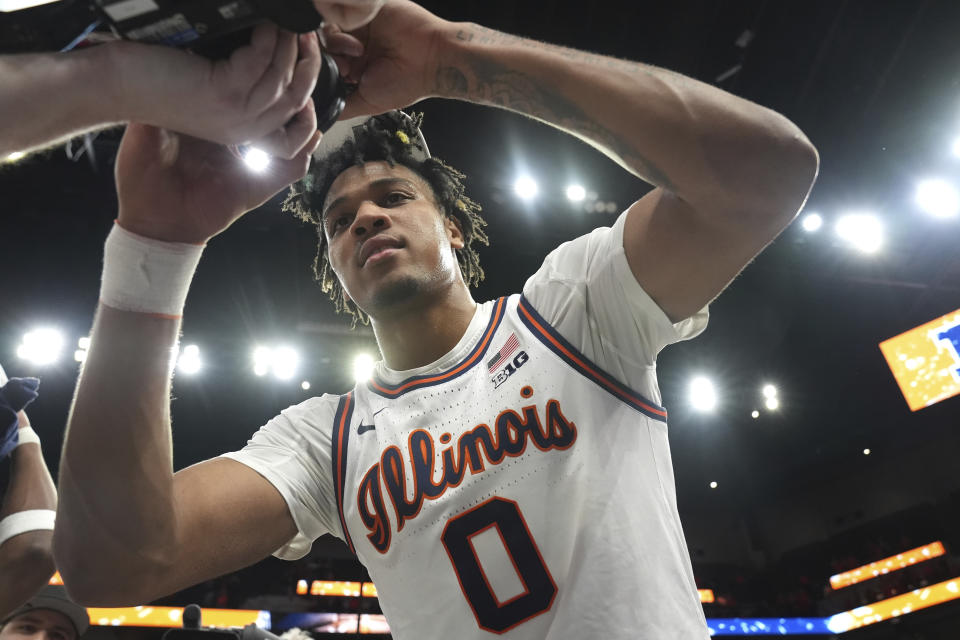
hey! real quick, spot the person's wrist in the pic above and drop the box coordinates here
[430,21,476,99]
[116,213,211,245]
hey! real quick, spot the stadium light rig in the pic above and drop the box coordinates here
[177,344,202,375]
[689,376,717,412]
[835,213,883,254]
[565,184,586,202]
[16,328,64,365]
[242,147,270,172]
[915,178,959,219]
[801,213,823,232]
[513,176,539,200]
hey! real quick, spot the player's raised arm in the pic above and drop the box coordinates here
[0,23,322,159]
[329,0,818,323]
[53,123,321,606]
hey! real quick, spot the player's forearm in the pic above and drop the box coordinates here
[55,305,182,604]
[0,45,126,156]
[0,442,56,518]
[435,23,817,217]
[0,530,55,619]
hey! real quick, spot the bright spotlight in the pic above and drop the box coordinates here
[835,213,883,254]
[709,481,718,489]
[243,147,270,172]
[565,184,586,202]
[689,376,717,412]
[762,384,778,399]
[252,346,272,377]
[801,213,823,232]
[272,346,299,380]
[513,176,539,200]
[301,381,311,391]
[352,353,376,384]
[751,410,760,419]
[915,179,960,219]
[765,396,780,411]
[16,328,64,365]
[177,344,202,375]
[863,448,871,456]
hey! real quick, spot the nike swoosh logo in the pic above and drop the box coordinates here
[357,423,376,435]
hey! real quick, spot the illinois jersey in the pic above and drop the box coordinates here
[222,211,710,639]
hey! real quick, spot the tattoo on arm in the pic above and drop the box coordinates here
[440,26,674,190]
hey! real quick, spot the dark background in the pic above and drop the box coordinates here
[2,0,960,632]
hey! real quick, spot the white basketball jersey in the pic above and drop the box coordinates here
[223,213,710,639]
[327,294,708,639]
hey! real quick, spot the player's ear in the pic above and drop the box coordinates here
[445,215,465,250]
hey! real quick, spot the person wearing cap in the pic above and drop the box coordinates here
[56,0,817,636]
[0,586,89,640]
[0,365,57,619]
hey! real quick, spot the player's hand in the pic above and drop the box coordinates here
[114,122,321,244]
[322,0,452,119]
[111,24,322,159]
[313,0,385,30]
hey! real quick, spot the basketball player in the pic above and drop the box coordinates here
[55,1,818,637]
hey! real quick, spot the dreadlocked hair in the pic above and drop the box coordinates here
[282,111,489,325]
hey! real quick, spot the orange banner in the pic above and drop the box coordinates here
[879,308,960,411]
[830,541,946,590]
[86,607,264,628]
[827,575,960,632]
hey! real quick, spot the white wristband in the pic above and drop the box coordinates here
[0,509,56,546]
[100,223,205,318]
[15,426,40,448]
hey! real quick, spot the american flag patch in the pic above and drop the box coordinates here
[487,333,520,373]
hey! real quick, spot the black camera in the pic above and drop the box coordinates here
[0,0,346,131]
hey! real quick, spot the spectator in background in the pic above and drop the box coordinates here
[0,364,56,619]
[0,586,89,640]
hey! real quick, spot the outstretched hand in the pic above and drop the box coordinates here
[114,24,322,159]
[115,122,321,244]
[320,0,452,119]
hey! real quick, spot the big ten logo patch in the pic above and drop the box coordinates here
[491,351,529,389]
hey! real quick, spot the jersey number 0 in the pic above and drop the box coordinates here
[442,496,557,633]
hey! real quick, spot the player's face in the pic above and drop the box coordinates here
[322,162,465,317]
[0,611,76,640]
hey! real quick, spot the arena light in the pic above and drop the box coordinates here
[709,481,718,489]
[301,380,311,391]
[699,589,715,603]
[513,176,539,200]
[353,353,376,384]
[801,213,823,232]
[271,346,299,380]
[836,213,883,254]
[863,448,871,455]
[565,184,586,202]
[764,396,780,411]
[242,147,270,172]
[915,178,959,219]
[751,410,760,419]
[689,376,717,412]
[252,346,272,377]
[16,328,64,365]
[177,344,202,375]
[74,336,90,363]
[762,384,777,399]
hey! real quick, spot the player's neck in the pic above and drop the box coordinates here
[370,284,478,371]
